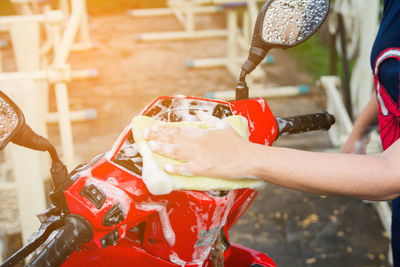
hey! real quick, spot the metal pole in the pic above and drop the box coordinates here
[337,13,353,121]
[72,0,93,51]
[52,0,84,167]
[207,84,309,100]
[54,82,75,168]
[350,0,379,118]
[226,9,237,75]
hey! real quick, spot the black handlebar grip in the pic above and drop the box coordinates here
[28,215,93,267]
[276,111,335,138]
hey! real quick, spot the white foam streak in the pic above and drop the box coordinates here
[169,251,187,267]
[135,202,176,247]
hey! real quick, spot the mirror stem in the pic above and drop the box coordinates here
[47,145,61,163]
[241,47,269,75]
[13,125,61,162]
[13,125,72,211]
[236,47,270,101]
[236,70,249,100]
[13,126,53,153]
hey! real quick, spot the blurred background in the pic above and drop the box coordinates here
[0,0,391,266]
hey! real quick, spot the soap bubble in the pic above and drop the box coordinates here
[113,98,233,176]
[145,98,232,123]
[0,97,19,145]
[262,0,329,46]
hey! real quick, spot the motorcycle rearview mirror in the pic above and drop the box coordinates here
[236,0,330,100]
[0,91,71,210]
[0,91,25,150]
[0,91,60,162]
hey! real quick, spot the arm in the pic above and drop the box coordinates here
[146,123,400,201]
[341,94,379,153]
[145,95,399,201]
[249,140,400,201]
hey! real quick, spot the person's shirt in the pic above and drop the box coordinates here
[370,0,400,103]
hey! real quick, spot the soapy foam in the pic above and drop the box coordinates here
[139,142,175,195]
[145,98,232,123]
[189,202,212,266]
[116,141,139,158]
[132,113,265,194]
[259,100,266,111]
[354,140,364,154]
[169,251,187,267]
[354,135,371,154]
[163,163,175,174]
[147,140,162,151]
[190,193,235,266]
[79,167,93,178]
[106,177,119,186]
[353,126,378,154]
[120,224,128,238]
[188,191,236,266]
[114,97,232,178]
[164,163,194,176]
[275,117,294,136]
[122,143,139,158]
[162,143,176,156]
[191,246,213,267]
[219,192,236,226]
[113,136,143,176]
[249,120,255,132]
[85,177,132,216]
[135,202,176,247]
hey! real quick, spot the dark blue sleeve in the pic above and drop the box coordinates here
[378,58,400,103]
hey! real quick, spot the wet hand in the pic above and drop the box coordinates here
[143,122,251,179]
[341,134,371,154]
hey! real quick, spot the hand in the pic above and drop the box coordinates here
[144,122,253,179]
[341,134,371,154]
[341,95,378,154]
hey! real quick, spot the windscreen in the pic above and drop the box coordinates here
[113,98,232,175]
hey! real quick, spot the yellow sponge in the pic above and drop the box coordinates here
[131,115,265,195]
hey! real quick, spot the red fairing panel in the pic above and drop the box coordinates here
[62,96,276,267]
[230,98,278,145]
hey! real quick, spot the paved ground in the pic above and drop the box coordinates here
[230,98,390,267]
[230,185,390,267]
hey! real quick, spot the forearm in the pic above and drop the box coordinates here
[248,142,399,201]
[146,110,400,201]
[251,95,380,195]
[350,94,379,138]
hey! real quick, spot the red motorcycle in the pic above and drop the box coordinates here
[0,0,331,266]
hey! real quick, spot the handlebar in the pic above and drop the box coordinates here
[28,215,93,267]
[276,111,335,138]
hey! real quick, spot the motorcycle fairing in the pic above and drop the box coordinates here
[63,96,277,267]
